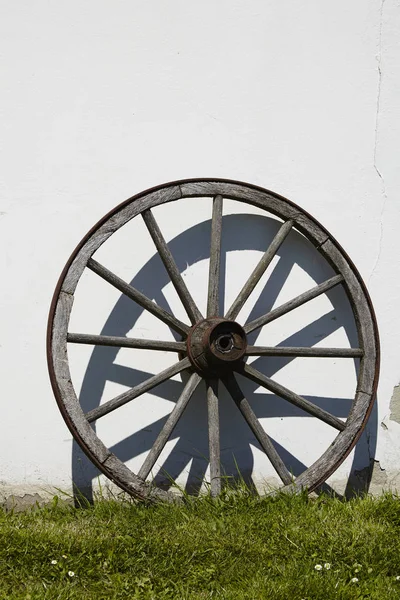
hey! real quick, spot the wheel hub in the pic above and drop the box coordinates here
[186,318,247,375]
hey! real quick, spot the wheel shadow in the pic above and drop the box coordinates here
[71,213,377,503]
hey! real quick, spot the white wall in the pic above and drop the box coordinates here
[1,0,399,500]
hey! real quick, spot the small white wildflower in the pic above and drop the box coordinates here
[62,555,67,559]
[50,560,57,565]
[314,564,323,571]
[396,576,400,581]
[324,562,331,570]
[351,577,359,583]
[68,571,75,577]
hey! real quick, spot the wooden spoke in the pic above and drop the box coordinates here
[226,219,294,320]
[206,378,221,496]
[87,259,189,337]
[207,195,223,318]
[246,346,363,358]
[67,333,186,352]
[137,373,202,481]
[142,209,203,324]
[244,274,344,334]
[222,375,293,485]
[240,363,346,431]
[85,357,191,423]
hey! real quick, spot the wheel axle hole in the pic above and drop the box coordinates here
[217,334,233,352]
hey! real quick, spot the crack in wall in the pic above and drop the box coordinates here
[369,0,387,284]
[374,0,386,181]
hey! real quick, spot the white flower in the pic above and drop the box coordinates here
[324,563,331,570]
[396,575,400,581]
[68,571,75,577]
[351,577,359,583]
[62,555,67,559]
[314,564,323,571]
[50,560,57,565]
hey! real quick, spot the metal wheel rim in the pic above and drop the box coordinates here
[47,178,380,501]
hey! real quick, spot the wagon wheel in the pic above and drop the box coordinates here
[47,179,379,502]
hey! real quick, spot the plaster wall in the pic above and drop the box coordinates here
[0,0,399,501]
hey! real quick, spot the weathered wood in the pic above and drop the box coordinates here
[226,219,294,320]
[206,378,221,496]
[245,346,363,358]
[223,375,293,485]
[179,181,330,246]
[102,453,175,503]
[51,292,112,463]
[86,357,191,422]
[51,291,176,503]
[287,391,372,493]
[142,209,202,324]
[244,274,344,334]
[87,258,189,337]
[240,363,346,431]
[138,373,202,481]
[207,195,223,318]
[62,185,182,295]
[67,333,186,352]
[320,239,377,396]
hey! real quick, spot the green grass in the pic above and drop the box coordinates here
[1,488,400,599]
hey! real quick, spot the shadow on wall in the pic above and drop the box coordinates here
[71,213,377,503]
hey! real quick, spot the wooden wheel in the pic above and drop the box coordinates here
[47,179,379,501]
